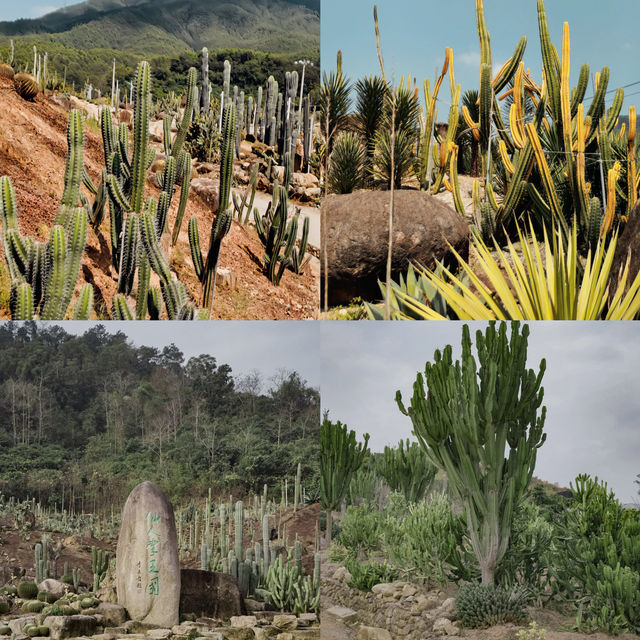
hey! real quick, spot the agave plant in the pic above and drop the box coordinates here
[383,221,640,320]
[328,132,366,194]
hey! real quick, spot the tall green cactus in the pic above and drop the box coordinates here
[396,322,547,584]
[320,418,370,544]
[189,101,236,311]
[92,546,109,592]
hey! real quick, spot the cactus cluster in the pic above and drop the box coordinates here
[1,114,93,321]
[254,153,310,284]
[92,546,109,592]
[455,583,528,628]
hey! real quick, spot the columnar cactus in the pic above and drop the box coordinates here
[92,546,109,592]
[200,48,210,113]
[320,418,370,544]
[396,322,547,584]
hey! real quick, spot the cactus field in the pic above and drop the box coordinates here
[0,50,321,320]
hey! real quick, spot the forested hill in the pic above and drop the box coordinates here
[0,323,320,512]
[0,0,320,58]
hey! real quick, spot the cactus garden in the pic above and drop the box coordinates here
[0,321,321,638]
[319,322,640,640]
[320,0,640,320]
[0,2,321,320]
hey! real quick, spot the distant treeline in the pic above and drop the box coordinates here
[0,322,320,513]
[0,39,320,100]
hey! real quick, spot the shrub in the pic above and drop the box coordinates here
[17,581,38,599]
[495,501,553,598]
[345,558,397,592]
[338,503,382,558]
[382,493,469,586]
[328,132,366,194]
[455,583,528,628]
[185,112,221,163]
[551,474,640,634]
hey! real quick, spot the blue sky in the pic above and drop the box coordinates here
[321,322,640,504]
[321,0,640,112]
[1,0,71,21]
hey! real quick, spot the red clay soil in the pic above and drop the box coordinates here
[0,75,319,320]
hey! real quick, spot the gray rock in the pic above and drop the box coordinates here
[116,481,181,628]
[190,178,219,210]
[38,579,72,600]
[43,615,98,640]
[179,569,245,620]
[322,190,470,305]
[96,603,127,627]
[272,614,297,630]
[357,627,392,640]
[229,616,256,628]
[433,617,458,636]
[8,617,38,635]
[434,597,456,620]
[324,606,358,622]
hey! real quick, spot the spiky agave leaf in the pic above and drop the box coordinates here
[393,221,640,320]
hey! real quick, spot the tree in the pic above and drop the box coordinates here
[320,417,369,544]
[396,322,547,584]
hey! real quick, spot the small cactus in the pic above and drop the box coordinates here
[0,63,14,79]
[13,73,39,101]
[17,581,38,600]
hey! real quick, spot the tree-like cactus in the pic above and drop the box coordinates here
[320,418,370,544]
[396,322,547,584]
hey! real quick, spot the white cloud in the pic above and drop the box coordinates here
[456,51,481,68]
[29,5,58,18]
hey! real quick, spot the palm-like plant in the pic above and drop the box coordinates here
[328,132,366,194]
[371,84,420,189]
[319,51,352,156]
[354,75,388,164]
[379,221,640,320]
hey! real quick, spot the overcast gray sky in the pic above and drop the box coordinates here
[44,321,320,389]
[320,322,640,504]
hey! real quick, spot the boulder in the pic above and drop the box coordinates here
[433,618,458,636]
[179,569,245,620]
[357,627,392,640]
[272,614,297,630]
[434,597,456,620]
[291,173,319,189]
[322,190,469,305]
[149,120,164,143]
[230,616,257,628]
[116,481,181,628]
[43,615,98,640]
[611,199,640,284]
[8,617,38,635]
[96,603,127,627]
[190,178,219,210]
[38,579,71,600]
[323,606,357,622]
[119,109,133,125]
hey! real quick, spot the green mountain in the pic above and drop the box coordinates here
[0,0,320,58]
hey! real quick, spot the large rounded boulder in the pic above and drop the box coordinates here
[322,190,470,305]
